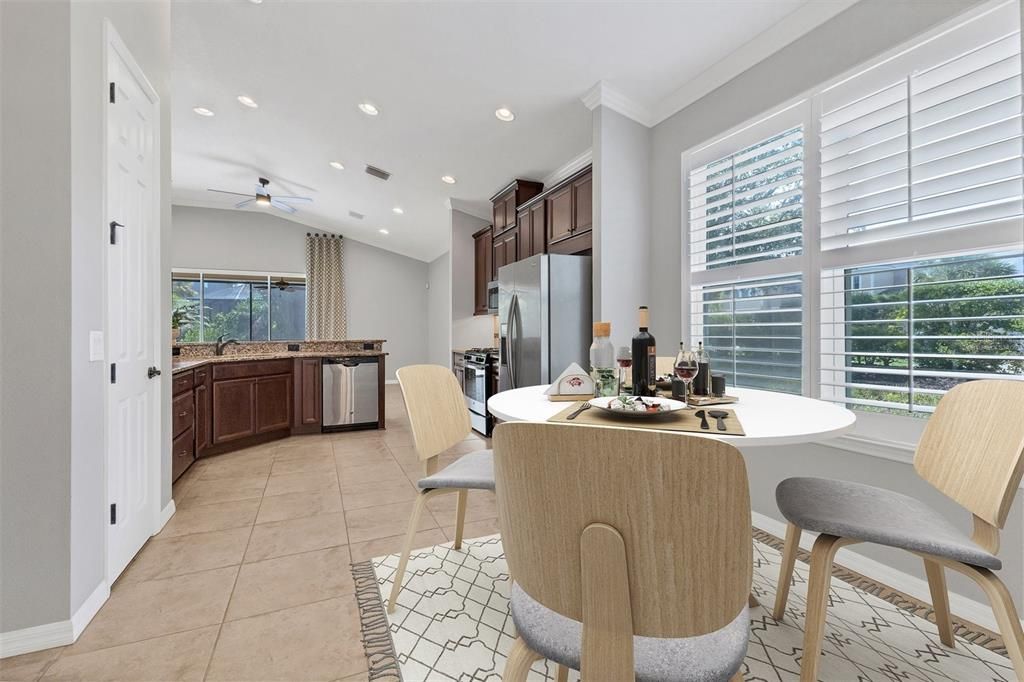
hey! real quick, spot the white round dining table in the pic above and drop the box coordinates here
[487,385,856,448]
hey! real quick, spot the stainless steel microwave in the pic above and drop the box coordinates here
[486,280,499,314]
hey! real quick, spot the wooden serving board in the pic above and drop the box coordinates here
[548,401,746,436]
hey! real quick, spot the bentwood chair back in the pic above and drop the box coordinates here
[772,379,1024,680]
[495,422,751,680]
[397,364,472,476]
[386,365,494,614]
[913,379,1024,545]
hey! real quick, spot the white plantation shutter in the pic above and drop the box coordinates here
[689,126,805,272]
[819,0,1023,251]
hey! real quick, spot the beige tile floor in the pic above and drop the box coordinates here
[1,385,494,682]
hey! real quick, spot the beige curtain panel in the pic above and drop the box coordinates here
[305,233,348,340]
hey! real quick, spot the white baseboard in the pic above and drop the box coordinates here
[70,581,109,639]
[752,511,1018,633]
[0,578,110,658]
[0,620,72,659]
[156,499,176,534]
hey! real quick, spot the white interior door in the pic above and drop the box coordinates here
[105,24,161,583]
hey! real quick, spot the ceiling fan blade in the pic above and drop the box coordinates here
[234,199,257,209]
[270,199,297,214]
[208,189,253,197]
[272,195,313,203]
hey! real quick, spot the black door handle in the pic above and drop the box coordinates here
[109,221,125,245]
[147,366,161,379]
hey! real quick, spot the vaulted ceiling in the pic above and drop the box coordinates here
[171,0,848,261]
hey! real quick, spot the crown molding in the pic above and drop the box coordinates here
[651,0,859,125]
[582,0,859,129]
[542,149,593,188]
[580,81,656,128]
[446,198,492,223]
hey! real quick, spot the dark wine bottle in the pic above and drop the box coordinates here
[631,306,657,397]
[693,341,712,396]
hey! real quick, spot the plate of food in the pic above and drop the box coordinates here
[588,395,687,418]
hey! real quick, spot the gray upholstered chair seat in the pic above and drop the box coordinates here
[417,449,495,491]
[510,583,749,682]
[776,477,1000,570]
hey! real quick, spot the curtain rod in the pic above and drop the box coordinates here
[307,232,342,238]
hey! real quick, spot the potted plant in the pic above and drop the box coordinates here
[171,302,198,342]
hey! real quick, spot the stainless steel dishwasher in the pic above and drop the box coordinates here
[322,356,379,431]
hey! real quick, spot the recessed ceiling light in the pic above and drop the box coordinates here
[193,106,215,117]
[441,175,457,184]
[495,107,515,122]
[378,228,389,235]
[392,207,404,215]
[329,161,345,171]
[237,95,258,109]
[358,102,379,116]
[248,0,263,4]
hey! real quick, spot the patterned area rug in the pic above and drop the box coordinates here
[352,533,1014,681]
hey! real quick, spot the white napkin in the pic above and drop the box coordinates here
[544,362,594,396]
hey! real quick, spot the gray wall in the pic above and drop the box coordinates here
[0,0,171,633]
[645,0,1023,606]
[171,205,429,378]
[1,0,74,633]
[593,107,652,343]
[450,209,493,350]
[427,252,452,367]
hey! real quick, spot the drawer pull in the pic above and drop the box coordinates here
[177,411,188,417]
[179,449,188,457]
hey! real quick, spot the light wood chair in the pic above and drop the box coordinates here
[495,421,752,681]
[386,364,495,613]
[772,379,1024,681]
[655,355,676,378]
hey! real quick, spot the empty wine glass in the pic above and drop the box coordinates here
[674,346,698,405]
[616,346,632,395]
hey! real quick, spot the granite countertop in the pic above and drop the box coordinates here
[172,350,386,374]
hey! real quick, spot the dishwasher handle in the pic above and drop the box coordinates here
[324,356,378,367]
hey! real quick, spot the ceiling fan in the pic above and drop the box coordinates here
[207,177,312,215]
[271,277,297,292]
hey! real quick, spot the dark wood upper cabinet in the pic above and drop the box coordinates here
[529,202,546,257]
[255,374,292,434]
[490,179,543,239]
[572,172,593,234]
[546,184,573,245]
[473,225,493,315]
[493,227,518,277]
[212,377,257,444]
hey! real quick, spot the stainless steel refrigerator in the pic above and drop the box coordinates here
[498,254,592,391]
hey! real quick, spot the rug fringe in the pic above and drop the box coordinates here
[351,560,403,681]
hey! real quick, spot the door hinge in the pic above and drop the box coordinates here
[109,221,124,245]
[110,363,117,384]
[110,503,117,524]
[109,82,116,103]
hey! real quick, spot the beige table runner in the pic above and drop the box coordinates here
[548,401,746,436]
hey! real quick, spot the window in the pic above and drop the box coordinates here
[821,251,1024,415]
[819,0,1022,249]
[692,275,804,394]
[689,125,805,271]
[683,0,1023,422]
[171,271,306,342]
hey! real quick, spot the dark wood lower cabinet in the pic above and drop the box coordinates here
[212,377,257,445]
[172,354,379,474]
[293,358,322,434]
[255,374,292,434]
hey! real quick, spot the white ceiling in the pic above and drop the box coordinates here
[171,0,842,262]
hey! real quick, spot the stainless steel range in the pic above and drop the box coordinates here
[463,348,497,436]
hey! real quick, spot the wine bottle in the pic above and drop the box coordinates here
[631,306,656,397]
[693,341,712,396]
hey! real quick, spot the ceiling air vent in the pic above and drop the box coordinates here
[348,210,365,220]
[364,165,391,181]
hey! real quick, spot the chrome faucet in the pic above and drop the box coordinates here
[215,335,239,356]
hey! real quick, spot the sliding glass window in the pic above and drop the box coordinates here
[171,271,306,342]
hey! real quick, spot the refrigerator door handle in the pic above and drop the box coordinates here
[507,293,518,389]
